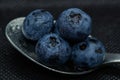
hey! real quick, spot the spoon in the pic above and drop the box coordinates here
[5,17,120,75]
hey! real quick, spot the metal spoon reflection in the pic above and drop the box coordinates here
[5,17,120,75]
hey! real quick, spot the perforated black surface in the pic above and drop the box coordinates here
[0,0,120,80]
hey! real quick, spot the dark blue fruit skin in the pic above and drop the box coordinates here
[35,33,71,66]
[72,37,106,68]
[55,8,92,42]
[22,9,54,40]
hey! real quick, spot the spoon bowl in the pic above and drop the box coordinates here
[5,17,120,75]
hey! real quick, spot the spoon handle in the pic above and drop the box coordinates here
[104,53,120,64]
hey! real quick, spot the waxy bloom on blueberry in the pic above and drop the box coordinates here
[55,8,92,42]
[22,9,54,40]
[72,37,106,68]
[35,33,71,66]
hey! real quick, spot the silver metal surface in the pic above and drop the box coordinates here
[5,17,120,75]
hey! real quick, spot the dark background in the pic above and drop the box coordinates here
[0,0,120,80]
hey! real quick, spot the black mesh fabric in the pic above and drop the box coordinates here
[0,0,120,80]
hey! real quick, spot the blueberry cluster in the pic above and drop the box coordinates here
[22,8,106,68]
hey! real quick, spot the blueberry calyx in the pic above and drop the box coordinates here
[69,12,81,24]
[79,43,87,50]
[49,36,59,47]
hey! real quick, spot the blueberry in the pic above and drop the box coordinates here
[22,9,54,40]
[72,37,106,68]
[55,8,92,42]
[35,33,71,66]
